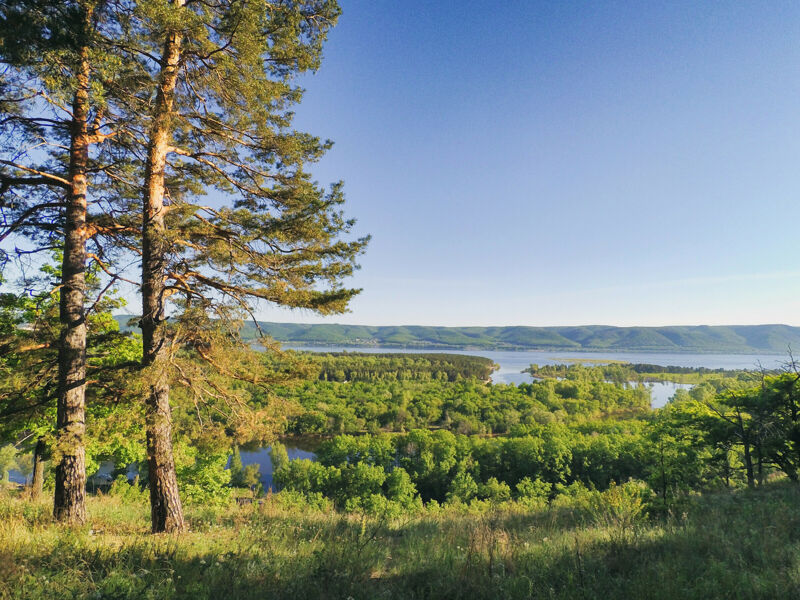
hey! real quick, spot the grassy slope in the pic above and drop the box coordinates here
[3,483,800,599]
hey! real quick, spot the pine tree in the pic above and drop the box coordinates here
[3,0,367,533]
[1,0,146,523]
[110,0,367,532]
[0,0,106,523]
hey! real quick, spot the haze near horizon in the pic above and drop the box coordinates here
[241,1,800,327]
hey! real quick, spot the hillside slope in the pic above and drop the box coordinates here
[114,317,799,353]
[3,484,800,600]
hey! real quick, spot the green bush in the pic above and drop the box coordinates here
[588,480,649,543]
[175,445,231,506]
[515,476,550,509]
[108,475,147,504]
[477,477,512,504]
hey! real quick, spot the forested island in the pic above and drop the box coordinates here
[226,321,800,353]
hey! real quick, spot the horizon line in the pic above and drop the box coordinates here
[113,315,797,329]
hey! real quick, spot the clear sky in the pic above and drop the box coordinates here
[258,1,800,327]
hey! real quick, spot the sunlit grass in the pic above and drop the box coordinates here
[2,483,800,599]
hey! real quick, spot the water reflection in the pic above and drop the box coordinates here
[239,442,318,490]
[647,381,693,408]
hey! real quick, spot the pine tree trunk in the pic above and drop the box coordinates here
[53,39,91,525]
[30,437,45,500]
[756,444,764,487]
[141,2,186,534]
[741,433,755,489]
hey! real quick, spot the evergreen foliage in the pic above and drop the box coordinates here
[2,0,365,533]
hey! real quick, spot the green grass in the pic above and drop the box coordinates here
[2,484,800,599]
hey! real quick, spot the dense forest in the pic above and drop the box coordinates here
[223,320,800,353]
[525,362,759,384]
[3,346,800,598]
[258,357,798,512]
[308,352,497,383]
[275,374,650,436]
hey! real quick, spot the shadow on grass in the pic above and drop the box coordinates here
[3,485,800,599]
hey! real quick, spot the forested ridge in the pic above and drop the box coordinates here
[190,320,800,353]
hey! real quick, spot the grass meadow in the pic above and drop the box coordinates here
[2,482,800,599]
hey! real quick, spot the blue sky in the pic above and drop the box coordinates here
[260,1,800,326]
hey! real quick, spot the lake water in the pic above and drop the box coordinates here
[639,381,694,408]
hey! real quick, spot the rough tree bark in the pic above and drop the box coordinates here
[738,411,755,489]
[30,437,46,500]
[756,444,764,487]
[53,39,91,524]
[140,1,186,533]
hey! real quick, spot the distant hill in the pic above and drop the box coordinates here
[113,316,799,354]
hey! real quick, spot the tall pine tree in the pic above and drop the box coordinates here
[101,0,367,532]
[1,0,102,523]
[3,0,367,532]
[1,0,145,521]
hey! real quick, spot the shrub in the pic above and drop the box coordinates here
[477,477,512,504]
[515,476,551,509]
[446,471,478,504]
[588,480,650,543]
[108,475,147,504]
[175,446,232,507]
